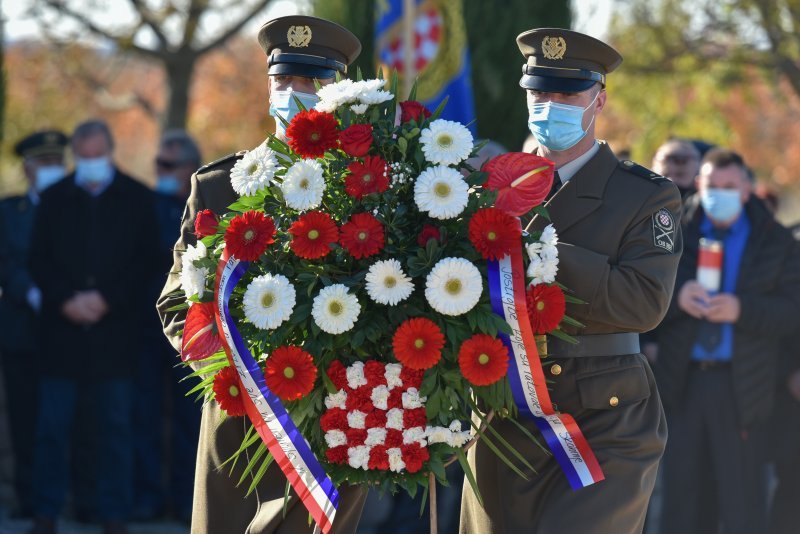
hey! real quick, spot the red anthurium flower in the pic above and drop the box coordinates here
[339,124,374,157]
[399,101,432,123]
[468,207,520,260]
[194,209,219,238]
[339,212,385,259]
[345,155,389,199]
[392,318,445,370]
[181,301,222,362]
[288,211,339,260]
[458,334,509,386]
[224,211,276,261]
[264,346,317,401]
[526,284,566,335]
[484,152,555,216]
[286,109,339,158]
[213,366,247,417]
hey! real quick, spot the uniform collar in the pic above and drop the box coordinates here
[556,140,600,184]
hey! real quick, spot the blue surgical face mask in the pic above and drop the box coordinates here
[35,165,66,191]
[75,156,113,186]
[156,175,182,196]
[701,187,743,223]
[527,90,599,151]
[269,89,320,138]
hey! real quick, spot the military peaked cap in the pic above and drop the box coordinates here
[517,28,622,93]
[258,15,361,79]
[14,129,68,159]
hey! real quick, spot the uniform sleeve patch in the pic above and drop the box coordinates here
[653,208,676,252]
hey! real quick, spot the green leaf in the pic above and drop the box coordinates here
[429,96,450,121]
[398,136,408,156]
[465,171,488,187]
[408,77,419,101]
[548,328,579,344]
[246,451,275,496]
[456,449,483,507]
[238,442,268,487]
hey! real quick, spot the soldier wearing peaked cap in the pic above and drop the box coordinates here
[460,29,683,533]
[156,16,366,534]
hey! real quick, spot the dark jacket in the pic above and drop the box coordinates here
[29,169,160,381]
[655,194,800,428]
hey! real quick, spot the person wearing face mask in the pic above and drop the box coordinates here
[0,130,68,519]
[653,149,800,534]
[27,120,160,534]
[156,16,367,534]
[461,29,683,534]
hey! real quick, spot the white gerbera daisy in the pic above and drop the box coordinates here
[312,284,361,334]
[242,274,296,330]
[419,119,474,166]
[414,166,469,220]
[365,259,414,305]
[425,257,483,316]
[230,142,279,196]
[280,159,325,211]
[180,242,208,299]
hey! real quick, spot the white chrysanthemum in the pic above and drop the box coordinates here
[350,103,369,114]
[425,257,483,316]
[280,159,325,211]
[230,142,279,196]
[312,284,361,335]
[387,447,405,472]
[347,445,370,470]
[358,89,393,105]
[324,430,347,448]
[371,385,390,410]
[425,426,452,445]
[386,408,405,430]
[447,421,471,447]
[414,166,469,220]
[401,388,426,410]
[347,410,367,429]
[540,224,558,247]
[345,361,367,389]
[528,256,559,285]
[324,390,348,410]
[365,427,387,446]
[180,242,208,299]
[365,259,414,306]
[403,426,427,446]
[385,364,403,389]
[527,227,560,285]
[419,119,474,166]
[242,274,296,330]
[315,79,357,112]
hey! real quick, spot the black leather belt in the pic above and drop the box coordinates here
[547,333,640,358]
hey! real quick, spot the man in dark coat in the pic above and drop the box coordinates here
[0,129,68,517]
[28,120,159,534]
[656,148,800,534]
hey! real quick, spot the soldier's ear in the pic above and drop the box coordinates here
[595,89,607,114]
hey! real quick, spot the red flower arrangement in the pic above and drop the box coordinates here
[213,366,247,417]
[458,334,509,386]
[224,211,276,261]
[526,284,566,335]
[339,124,373,157]
[288,211,340,260]
[399,100,432,123]
[345,155,389,199]
[194,209,219,238]
[468,207,520,260]
[392,318,445,370]
[286,109,339,158]
[339,212,385,259]
[417,224,442,248]
[264,346,318,401]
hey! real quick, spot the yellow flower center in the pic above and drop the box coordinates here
[247,163,259,175]
[283,366,295,379]
[414,338,425,349]
[536,301,545,312]
[487,231,497,241]
[310,132,320,142]
[308,229,320,240]
[261,292,275,308]
[229,385,239,397]
[362,173,372,184]
[244,229,255,241]
[384,276,397,288]
[328,300,343,316]
[437,134,453,148]
[434,182,451,198]
[300,178,310,189]
[445,278,462,296]
[478,353,490,365]
[357,231,368,241]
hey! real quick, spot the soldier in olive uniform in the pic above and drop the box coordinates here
[156,16,366,534]
[460,29,683,533]
[0,130,68,517]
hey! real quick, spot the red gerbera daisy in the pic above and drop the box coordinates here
[458,334,509,386]
[344,155,389,199]
[392,318,445,370]
[339,212,385,259]
[526,284,566,334]
[288,211,339,260]
[212,366,247,417]
[263,346,317,401]
[224,211,276,261]
[286,109,339,158]
[468,207,520,260]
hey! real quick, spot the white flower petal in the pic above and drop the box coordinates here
[230,142,279,196]
[403,426,427,446]
[347,410,367,429]
[312,284,361,335]
[386,408,405,430]
[350,103,369,115]
[419,119,473,166]
[180,242,208,299]
[384,364,403,389]
[280,159,325,211]
[325,430,347,448]
[414,165,469,220]
[371,385,390,410]
[387,447,406,472]
[425,257,483,316]
[324,390,348,410]
[345,361,367,390]
[347,445,370,470]
[365,427,387,446]
[365,259,414,305]
[401,388,426,410]
[242,274,296,330]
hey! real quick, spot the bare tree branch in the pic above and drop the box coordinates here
[196,0,272,56]
[128,0,170,51]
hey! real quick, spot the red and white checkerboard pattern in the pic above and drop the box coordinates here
[383,8,443,74]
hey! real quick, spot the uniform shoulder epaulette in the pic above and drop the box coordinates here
[197,150,247,174]
[619,160,669,184]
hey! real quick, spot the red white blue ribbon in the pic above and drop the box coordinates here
[487,234,605,490]
[214,250,339,533]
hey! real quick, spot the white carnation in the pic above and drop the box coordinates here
[324,430,347,448]
[371,385,390,410]
[350,103,369,114]
[385,364,403,389]
[387,447,406,472]
[347,445,370,470]
[365,427,387,446]
[425,426,451,445]
[401,388,426,410]
[345,361,367,390]
[180,241,208,299]
[540,224,558,247]
[347,410,367,429]
[324,390,348,410]
[403,426,427,446]
[386,408,405,430]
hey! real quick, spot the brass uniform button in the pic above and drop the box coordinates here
[609,396,619,407]
[550,364,562,376]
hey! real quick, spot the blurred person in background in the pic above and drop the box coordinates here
[0,130,68,518]
[655,148,800,534]
[652,138,702,198]
[132,130,202,523]
[28,119,159,534]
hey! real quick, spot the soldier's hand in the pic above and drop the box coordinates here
[677,280,709,319]
[61,295,94,325]
[787,370,800,402]
[705,293,740,323]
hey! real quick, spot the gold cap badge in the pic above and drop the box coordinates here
[287,25,312,48]
[542,36,566,60]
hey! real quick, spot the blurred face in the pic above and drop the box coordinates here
[23,153,64,183]
[696,162,751,200]
[155,143,196,196]
[653,143,700,187]
[72,133,112,160]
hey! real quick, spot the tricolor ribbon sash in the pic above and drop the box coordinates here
[487,233,605,490]
[214,250,339,532]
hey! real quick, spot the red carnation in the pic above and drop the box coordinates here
[326,445,348,465]
[368,445,390,471]
[364,360,387,387]
[345,428,367,446]
[264,346,317,401]
[344,156,389,199]
[399,101,432,123]
[526,284,566,334]
[288,211,339,260]
[320,408,348,432]
[286,109,339,158]
[365,410,387,428]
[401,443,430,473]
[458,334,509,386]
[346,386,374,412]
[403,408,427,429]
[400,366,425,389]
[417,224,442,248]
[224,211,276,261]
[385,429,404,448]
[339,124,373,157]
[194,209,219,238]
[212,366,246,417]
[326,360,348,390]
[339,212,385,259]
[468,207,520,260]
[392,318,444,370]
[387,388,404,410]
